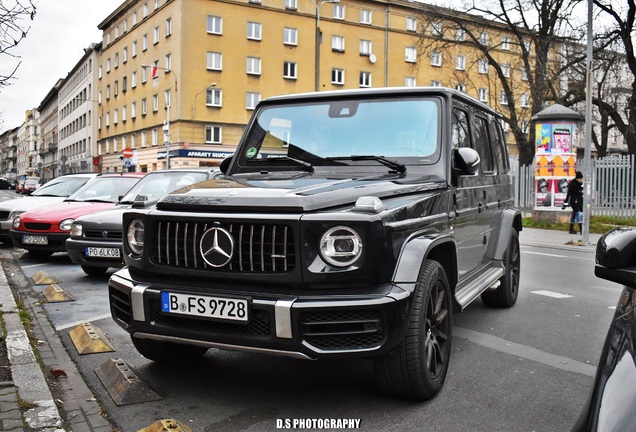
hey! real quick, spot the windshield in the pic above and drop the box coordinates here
[120,171,209,203]
[236,97,440,171]
[68,176,141,203]
[31,177,90,197]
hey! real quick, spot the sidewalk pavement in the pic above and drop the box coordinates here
[0,227,605,431]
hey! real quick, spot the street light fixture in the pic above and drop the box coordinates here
[191,83,217,118]
[141,64,178,169]
[307,0,340,91]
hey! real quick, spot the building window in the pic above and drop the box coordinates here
[166,18,172,37]
[406,17,417,31]
[154,0,159,10]
[207,15,223,34]
[500,91,508,105]
[521,67,529,81]
[142,98,147,115]
[98,66,102,79]
[123,19,128,33]
[523,39,531,52]
[431,22,442,36]
[142,34,148,51]
[132,12,138,26]
[359,71,371,87]
[153,94,159,112]
[114,53,119,68]
[456,29,466,41]
[478,58,488,74]
[246,57,261,75]
[285,0,297,10]
[360,9,371,24]
[206,126,222,143]
[122,105,127,122]
[404,76,416,87]
[333,4,344,19]
[152,129,158,146]
[246,92,260,110]
[332,68,344,85]
[455,83,466,93]
[153,26,160,44]
[165,53,172,71]
[247,22,262,40]
[164,89,171,108]
[332,35,345,52]
[106,58,111,73]
[521,93,530,108]
[141,67,148,83]
[131,101,137,118]
[501,63,511,78]
[132,71,137,88]
[131,134,136,149]
[106,112,110,127]
[359,40,372,56]
[501,36,510,50]
[141,131,147,147]
[122,76,128,92]
[479,32,489,46]
[106,85,110,100]
[284,27,298,45]
[405,46,417,63]
[207,88,222,106]
[132,41,138,57]
[478,88,488,102]
[207,52,222,70]
[431,80,441,87]
[142,2,148,18]
[455,55,466,70]
[123,47,128,63]
[283,61,297,79]
[430,51,442,67]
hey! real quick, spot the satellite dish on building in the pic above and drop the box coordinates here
[369,53,377,64]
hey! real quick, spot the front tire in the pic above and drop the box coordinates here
[374,260,452,400]
[132,337,208,364]
[481,229,520,308]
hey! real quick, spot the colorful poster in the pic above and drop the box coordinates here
[536,123,551,154]
[552,124,573,154]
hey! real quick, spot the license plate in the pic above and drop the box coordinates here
[161,292,249,322]
[86,247,121,258]
[23,234,48,245]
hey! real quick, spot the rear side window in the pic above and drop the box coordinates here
[451,108,470,149]
[493,121,509,173]
[473,116,495,173]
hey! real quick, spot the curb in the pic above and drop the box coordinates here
[0,261,63,431]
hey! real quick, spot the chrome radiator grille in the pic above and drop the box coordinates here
[151,220,296,272]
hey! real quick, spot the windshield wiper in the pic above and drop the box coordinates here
[326,155,406,173]
[257,156,314,172]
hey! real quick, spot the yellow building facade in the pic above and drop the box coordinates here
[97,0,531,172]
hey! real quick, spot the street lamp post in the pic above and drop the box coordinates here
[141,64,178,169]
[308,0,339,91]
[191,83,217,119]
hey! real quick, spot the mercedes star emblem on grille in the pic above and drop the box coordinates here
[199,227,234,267]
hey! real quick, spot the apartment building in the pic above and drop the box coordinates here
[96,0,533,172]
[37,80,61,182]
[0,127,19,181]
[16,109,39,177]
[57,43,102,175]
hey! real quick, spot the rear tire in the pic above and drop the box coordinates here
[374,260,452,400]
[81,265,108,276]
[481,229,520,308]
[132,337,208,364]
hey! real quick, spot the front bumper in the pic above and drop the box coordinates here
[0,220,11,240]
[9,230,69,252]
[66,238,124,269]
[108,268,414,360]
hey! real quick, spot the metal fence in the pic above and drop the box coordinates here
[512,154,636,219]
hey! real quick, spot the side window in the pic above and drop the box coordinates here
[451,108,470,149]
[493,121,509,173]
[473,116,495,173]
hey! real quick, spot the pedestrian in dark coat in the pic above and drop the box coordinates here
[562,171,584,234]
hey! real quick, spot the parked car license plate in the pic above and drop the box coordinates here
[161,292,249,322]
[86,247,120,258]
[23,234,48,245]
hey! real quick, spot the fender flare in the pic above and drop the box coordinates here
[393,232,456,285]
[486,208,522,261]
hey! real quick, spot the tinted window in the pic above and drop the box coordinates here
[493,121,509,173]
[473,116,494,173]
[451,108,471,149]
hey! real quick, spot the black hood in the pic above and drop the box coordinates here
[157,173,447,212]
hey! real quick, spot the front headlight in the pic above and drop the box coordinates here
[59,218,75,231]
[127,219,145,255]
[12,216,21,229]
[319,226,363,267]
[7,210,23,220]
[70,223,83,238]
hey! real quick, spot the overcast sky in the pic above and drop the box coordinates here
[0,0,122,133]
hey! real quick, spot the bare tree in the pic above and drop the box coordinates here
[415,0,587,165]
[0,0,36,90]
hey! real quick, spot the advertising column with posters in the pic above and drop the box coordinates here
[531,105,583,210]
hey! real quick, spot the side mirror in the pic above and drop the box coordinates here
[453,147,480,175]
[595,228,636,288]
[219,155,234,174]
[132,194,159,209]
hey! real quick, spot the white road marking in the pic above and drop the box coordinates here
[530,290,573,299]
[522,250,568,258]
[55,313,112,331]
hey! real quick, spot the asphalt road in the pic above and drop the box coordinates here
[0,189,620,431]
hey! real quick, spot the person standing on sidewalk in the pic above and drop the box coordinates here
[562,171,584,234]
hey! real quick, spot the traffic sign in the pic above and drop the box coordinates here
[122,148,134,158]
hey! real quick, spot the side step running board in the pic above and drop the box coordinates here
[455,267,504,310]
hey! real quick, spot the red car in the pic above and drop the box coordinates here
[10,172,145,257]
